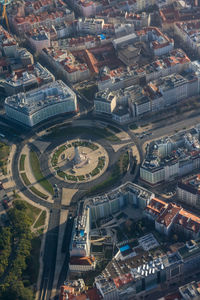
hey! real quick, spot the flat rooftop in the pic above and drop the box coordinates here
[5,80,75,116]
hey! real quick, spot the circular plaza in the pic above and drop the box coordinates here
[50,139,109,183]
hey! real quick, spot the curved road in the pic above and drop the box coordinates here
[8,115,143,300]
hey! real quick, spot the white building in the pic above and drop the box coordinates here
[77,18,104,34]
[5,80,77,127]
[174,21,200,56]
[0,62,54,96]
[177,175,200,209]
[94,90,117,115]
[140,131,200,185]
[27,32,50,52]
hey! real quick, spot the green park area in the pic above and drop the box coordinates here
[0,142,10,175]
[20,172,48,200]
[47,125,120,142]
[15,199,41,226]
[77,84,98,101]
[88,151,129,195]
[0,200,43,299]
[19,154,26,171]
[30,186,49,200]
[34,210,46,229]
[21,172,31,186]
[129,123,138,130]
[30,150,54,195]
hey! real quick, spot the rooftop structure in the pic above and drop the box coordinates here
[96,10,149,30]
[59,281,100,300]
[177,174,200,208]
[98,48,190,92]
[0,62,54,95]
[160,5,200,29]
[95,241,182,299]
[174,20,200,55]
[179,280,200,299]
[145,197,200,238]
[140,128,200,185]
[9,0,74,34]
[5,80,77,127]
[41,47,90,83]
[70,207,90,257]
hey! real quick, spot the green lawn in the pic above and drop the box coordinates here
[19,154,26,171]
[30,151,54,195]
[13,200,41,225]
[78,84,98,101]
[88,151,129,195]
[51,145,66,166]
[25,237,41,284]
[21,172,31,186]
[129,123,138,130]
[34,211,46,228]
[0,142,10,175]
[47,126,120,142]
[107,125,120,133]
[29,186,48,200]
[119,151,129,174]
[88,163,121,194]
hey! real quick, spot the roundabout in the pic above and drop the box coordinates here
[50,139,109,183]
[9,118,140,300]
[15,122,136,205]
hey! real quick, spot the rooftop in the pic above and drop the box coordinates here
[70,256,95,266]
[179,281,200,299]
[156,203,181,228]
[5,80,75,115]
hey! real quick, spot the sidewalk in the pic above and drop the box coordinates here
[50,209,68,299]
[1,144,16,190]
[20,144,53,203]
[1,140,50,299]
[61,188,77,206]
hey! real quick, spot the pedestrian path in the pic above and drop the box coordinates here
[20,144,53,203]
[51,209,68,299]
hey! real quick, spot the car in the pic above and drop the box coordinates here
[54,184,58,188]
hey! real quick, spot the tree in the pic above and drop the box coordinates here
[14,201,27,211]
[0,281,34,300]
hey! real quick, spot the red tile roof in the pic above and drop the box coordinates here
[113,273,134,288]
[70,256,95,266]
[156,203,181,228]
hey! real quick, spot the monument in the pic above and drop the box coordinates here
[74,146,82,164]
[73,146,87,167]
[51,139,108,182]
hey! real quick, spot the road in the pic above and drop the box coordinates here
[9,117,138,300]
[3,88,93,300]
[4,91,200,300]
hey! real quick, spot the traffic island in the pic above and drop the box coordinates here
[50,139,109,183]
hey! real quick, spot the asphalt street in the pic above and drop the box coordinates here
[3,95,200,300]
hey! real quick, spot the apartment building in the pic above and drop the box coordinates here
[41,48,90,83]
[145,198,200,239]
[174,21,200,56]
[5,80,77,127]
[140,130,200,185]
[0,62,54,96]
[177,174,200,209]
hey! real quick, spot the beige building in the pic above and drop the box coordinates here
[177,175,200,209]
[69,256,96,272]
[118,45,141,66]
[94,90,117,115]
